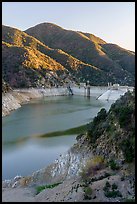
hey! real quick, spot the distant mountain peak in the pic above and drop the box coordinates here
[2,23,135,89]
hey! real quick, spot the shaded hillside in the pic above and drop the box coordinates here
[25,22,135,86]
[101,44,135,74]
[87,90,135,163]
[2,25,108,87]
[2,23,135,88]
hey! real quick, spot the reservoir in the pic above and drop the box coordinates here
[2,95,114,180]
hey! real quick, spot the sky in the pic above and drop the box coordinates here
[2,2,135,51]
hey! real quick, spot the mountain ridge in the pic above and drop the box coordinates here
[2,23,135,88]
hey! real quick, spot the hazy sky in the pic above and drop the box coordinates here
[2,2,135,51]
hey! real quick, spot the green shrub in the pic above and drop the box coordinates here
[109,159,119,170]
[84,186,92,195]
[83,186,92,200]
[124,198,135,202]
[36,182,62,194]
[112,183,118,190]
[87,108,107,143]
[120,139,134,163]
[118,106,133,128]
[106,181,111,188]
[36,186,47,194]
[121,176,125,181]
[103,181,122,198]
[96,108,107,121]
[103,181,111,192]
[104,190,122,198]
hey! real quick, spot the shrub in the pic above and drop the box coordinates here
[120,139,134,163]
[103,181,110,193]
[80,156,105,181]
[106,181,111,188]
[121,176,125,181]
[36,182,62,194]
[103,182,122,198]
[83,186,92,200]
[124,198,135,202]
[112,183,118,190]
[118,106,133,128]
[109,159,119,170]
[90,108,107,128]
[84,186,92,195]
[104,190,122,198]
[96,108,107,121]
[87,108,107,143]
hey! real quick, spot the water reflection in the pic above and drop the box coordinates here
[2,135,77,180]
[2,95,114,179]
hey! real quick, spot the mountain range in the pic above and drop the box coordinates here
[2,23,135,89]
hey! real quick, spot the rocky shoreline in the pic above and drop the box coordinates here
[2,132,135,202]
[2,88,135,202]
[2,88,68,117]
[3,86,133,117]
[2,91,30,117]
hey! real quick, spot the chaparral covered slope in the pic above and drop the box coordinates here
[2,23,135,89]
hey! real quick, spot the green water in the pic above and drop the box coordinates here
[2,95,114,180]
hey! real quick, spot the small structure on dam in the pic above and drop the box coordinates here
[84,81,90,97]
[67,86,73,95]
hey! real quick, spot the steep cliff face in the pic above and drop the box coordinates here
[88,90,135,163]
